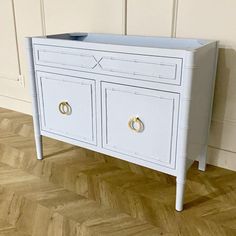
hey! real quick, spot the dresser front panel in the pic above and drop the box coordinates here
[36,71,97,145]
[101,82,179,169]
[34,44,182,85]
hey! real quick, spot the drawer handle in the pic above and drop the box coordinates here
[58,101,72,115]
[128,117,144,133]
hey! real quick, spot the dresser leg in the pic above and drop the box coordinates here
[175,177,186,212]
[34,135,43,160]
[198,145,207,171]
[26,38,43,160]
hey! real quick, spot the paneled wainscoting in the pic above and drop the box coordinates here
[0,107,236,236]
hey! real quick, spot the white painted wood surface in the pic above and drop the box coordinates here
[101,82,179,169]
[36,72,97,145]
[27,33,218,211]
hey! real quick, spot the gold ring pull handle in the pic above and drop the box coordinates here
[59,101,72,115]
[128,117,144,133]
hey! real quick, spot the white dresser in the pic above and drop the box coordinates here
[26,33,218,211]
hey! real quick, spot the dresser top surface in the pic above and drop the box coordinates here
[35,33,216,51]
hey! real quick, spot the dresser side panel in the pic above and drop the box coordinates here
[182,44,218,162]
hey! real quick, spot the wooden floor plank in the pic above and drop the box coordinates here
[0,107,235,235]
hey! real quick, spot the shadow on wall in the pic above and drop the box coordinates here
[209,47,236,152]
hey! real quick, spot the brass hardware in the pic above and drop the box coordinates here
[58,101,72,115]
[128,117,144,133]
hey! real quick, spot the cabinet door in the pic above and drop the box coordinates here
[0,0,19,82]
[37,72,97,145]
[101,82,179,169]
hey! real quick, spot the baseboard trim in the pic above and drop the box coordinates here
[0,95,32,115]
[207,146,236,171]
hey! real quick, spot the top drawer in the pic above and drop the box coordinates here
[33,44,183,85]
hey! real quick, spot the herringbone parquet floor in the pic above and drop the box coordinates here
[0,107,235,236]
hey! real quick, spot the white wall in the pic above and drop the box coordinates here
[1,0,236,170]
